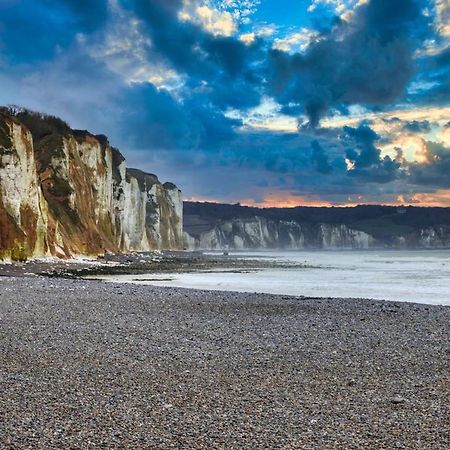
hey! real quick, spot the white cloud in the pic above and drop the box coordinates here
[239,24,276,45]
[308,0,368,22]
[437,124,450,146]
[226,96,300,132]
[326,106,450,164]
[273,28,321,53]
[322,106,450,130]
[435,0,450,39]
[416,0,450,57]
[380,135,430,163]
[239,32,256,44]
[87,1,183,89]
[179,0,237,36]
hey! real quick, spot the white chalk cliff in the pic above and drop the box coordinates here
[0,109,183,260]
[184,216,376,250]
[183,205,450,250]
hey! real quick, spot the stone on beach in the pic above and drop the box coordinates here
[0,276,449,449]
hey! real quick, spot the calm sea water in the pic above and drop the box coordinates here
[107,250,450,305]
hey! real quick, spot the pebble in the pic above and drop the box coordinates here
[0,276,449,449]
[391,395,406,404]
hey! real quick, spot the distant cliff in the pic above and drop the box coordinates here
[0,107,183,260]
[184,202,450,250]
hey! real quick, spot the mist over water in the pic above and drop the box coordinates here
[117,250,450,306]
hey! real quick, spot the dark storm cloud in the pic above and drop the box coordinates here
[131,0,252,76]
[343,124,402,183]
[0,51,241,158]
[343,125,381,168]
[310,140,333,174]
[268,0,432,126]
[383,117,432,134]
[126,119,450,203]
[116,83,242,151]
[94,0,265,150]
[0,0,448,204]
[403,120,431,133]
[409,142,450,188]
[416,45,450,104]
[130,0,264,110]
[0,0,250,151]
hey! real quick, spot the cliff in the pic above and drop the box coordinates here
[0,108,183,260]
[184,202,450,250]
[183,215,376,250]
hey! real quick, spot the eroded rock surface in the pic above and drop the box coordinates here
[0,109,183,259]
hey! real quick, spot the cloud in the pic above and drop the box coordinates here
[402,119,432,133]
[115,82,243,151]
[131,0,252,76]
[437,121,450,145]
[268,0,432,126]
[405,189,450,207]
[409,141,450,187]
[308,0,364,15]
[0,51,126,134]
[179,1,237,37]
[310,140,333,173]
[240,25,276,45]
[129,0,264,112]
[434,0,450,39]
[420,44,450,103]
[272,28,321,53]
[342,124,402,182]
[0,0,450,206]
[85,2,183,88]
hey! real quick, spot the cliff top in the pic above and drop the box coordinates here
[126,168,159,191]
[0,106,70,142]
[0,106,127,162]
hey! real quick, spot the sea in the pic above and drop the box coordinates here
[106,250,450,306]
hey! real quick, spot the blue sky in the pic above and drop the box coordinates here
[0,0,449,206]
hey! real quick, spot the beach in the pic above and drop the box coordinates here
[102,250,450,306]
[1,276,449,449]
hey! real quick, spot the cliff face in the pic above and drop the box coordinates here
[183,216,376,250]
[0,110,183,260]
[184,202,450,250]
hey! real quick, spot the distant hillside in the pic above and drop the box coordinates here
[183,201,450,249]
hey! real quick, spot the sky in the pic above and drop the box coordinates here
[0,0,449,207]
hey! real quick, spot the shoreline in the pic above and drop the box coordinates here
[2,249,450,306]
[1,276,449,448]
[85,274,450,308]
[0,251,310,279]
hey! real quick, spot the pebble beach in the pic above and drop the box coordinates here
[1,276,449,449]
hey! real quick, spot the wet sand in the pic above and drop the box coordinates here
[0,276,449,449]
